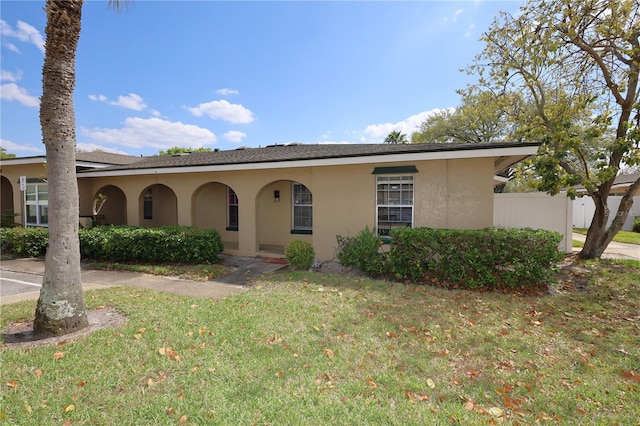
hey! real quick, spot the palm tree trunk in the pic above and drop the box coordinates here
[34,0,88,335]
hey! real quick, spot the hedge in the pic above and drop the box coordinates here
[388,227,563,289]
[1,225,223,264]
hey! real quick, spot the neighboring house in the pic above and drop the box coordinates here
[0,142,539,261]
[575,171,640,195]
[573,172,640,231]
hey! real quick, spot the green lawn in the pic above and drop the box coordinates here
[574,228,640,245]
[2,260,639,425]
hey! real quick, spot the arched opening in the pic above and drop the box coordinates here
[93,185,127,225]
[0,176,15,226]
[138,184,177,227]
[256,179,312,254]
[192,182,239,250]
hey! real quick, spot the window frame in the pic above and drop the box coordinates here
[143,188,153,220]
[24,182,48,227]
[226,186,239,231]
[291,182,312,234]
[375,174,414,237]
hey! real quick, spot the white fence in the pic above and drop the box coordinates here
[573,196,640,231]
[493,193,573,253]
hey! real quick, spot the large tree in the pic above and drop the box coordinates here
[34,0,124,335]
[411,90,524,144]
[468,0,640,259]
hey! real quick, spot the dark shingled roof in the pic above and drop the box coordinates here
[75,151,141,165]
[80,142,539,173]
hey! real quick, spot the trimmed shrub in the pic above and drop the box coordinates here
[633,217,640,233]
[284,239,316,269]
[78,226,223,263]
[336,226,387,276]
[0,226,49,257]
[1,226,224,263]
[388,227,563,289]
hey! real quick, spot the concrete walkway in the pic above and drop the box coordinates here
[0,257,286,305]
[572,233,640,260]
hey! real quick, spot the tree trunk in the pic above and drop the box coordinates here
[34,0,88,335]
[578,180,640,259]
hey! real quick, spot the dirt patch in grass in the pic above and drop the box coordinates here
[1,306,127,350]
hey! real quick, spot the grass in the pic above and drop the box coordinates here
[1,260,639,424]
[574,228,640,245]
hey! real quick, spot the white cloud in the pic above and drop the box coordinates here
[187,99,254,124]
[89,92,147,111]
[1,69,22,82]
[362,108,455,142]
[224,130,246,143]
[0,20,45,54]
[0,138,43,154]
[112,93,147,111]
[76,143,130,155]
[465,23,476,38]
[88,94,108,102]
[216,88,239,96]
[81,117,217,150]
[0,83,39,107]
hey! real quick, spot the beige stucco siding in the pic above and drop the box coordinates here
[2,155,499,261]
[1,163,48,226]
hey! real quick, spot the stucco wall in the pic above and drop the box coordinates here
[1,162,48,226]
[3,156,497,261]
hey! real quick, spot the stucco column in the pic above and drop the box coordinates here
[175,191,191,226]
[236,186,257,256]
[124,187,140,226]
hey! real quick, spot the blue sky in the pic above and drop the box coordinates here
[1,1,523,157]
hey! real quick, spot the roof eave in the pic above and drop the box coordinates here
[78,144,540,178]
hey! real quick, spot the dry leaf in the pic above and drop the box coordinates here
[23,404,32,414]
[489,407,504,417]
[323,349,334,357]
[5,381,18,388]
[147,378,155,387]
[77,381,86,388]
[427,378,435,389]
[52,352,65,360]
[64,404,75,413]
[34,369,43,376]
[179,415,188,424]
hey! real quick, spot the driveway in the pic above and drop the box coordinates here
[572,233,640,260]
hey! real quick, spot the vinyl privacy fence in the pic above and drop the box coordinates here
[493,192,573,253]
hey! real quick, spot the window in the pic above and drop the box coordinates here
[292,182,312,233]
[143,188,153,220]
[376,175,413,236]
[227,187,239,230]
[25,183,48,226]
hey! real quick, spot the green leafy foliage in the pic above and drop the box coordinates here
[1,226,223,263]
[0,226,49,257]
[633,217,640,233]
[336,226,387,276]
[466,0,640,258]
[79,226,223,263]
[284,239,316,269]
[157,146,213,156]
[388,227,563,289]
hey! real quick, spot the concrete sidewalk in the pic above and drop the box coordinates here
[0,257,287,305]
[572,233,640,260]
